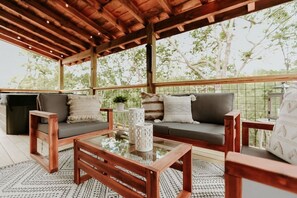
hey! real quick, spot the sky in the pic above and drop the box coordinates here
[0,41,27,87]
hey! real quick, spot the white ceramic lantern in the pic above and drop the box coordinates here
[135,123,153,152]
[128,108,145,144]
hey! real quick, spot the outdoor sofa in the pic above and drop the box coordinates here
[145,93,241,156]
[30,93,113,173]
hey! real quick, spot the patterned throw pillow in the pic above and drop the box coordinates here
[162,95,196,123]
[267,84,297,165]
[67,95,103,123]
[141,92,164,120]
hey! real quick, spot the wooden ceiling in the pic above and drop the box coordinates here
[0,0,292,65]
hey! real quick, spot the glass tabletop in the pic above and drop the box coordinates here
[80,131,182,166]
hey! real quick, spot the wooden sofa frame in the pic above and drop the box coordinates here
[154,110,241,156]
[225,121,297,197]
[29,108,113,173]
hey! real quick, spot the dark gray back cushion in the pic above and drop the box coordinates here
[191,93,234,125]
[37,93,68,123]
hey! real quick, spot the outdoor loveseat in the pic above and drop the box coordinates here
[30,93,113,173]
[143,93,241,156]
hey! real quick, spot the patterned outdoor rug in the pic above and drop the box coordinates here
[0,149,224,198]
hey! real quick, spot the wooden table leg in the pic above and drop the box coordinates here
[74,140,80,184]
[147,170,160,198]
[183,149,192,193]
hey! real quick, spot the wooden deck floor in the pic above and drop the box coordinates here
[0,128,223,168]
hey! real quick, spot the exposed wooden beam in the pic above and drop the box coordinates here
[117,0,146,25]
[177,25,185,32]
[157,0,174,14]
[159,0,293,41]
[248,2,256,12]
[154,0,256,33]
[49,0,113,41]
[62,49,92,65]
[0,10,76,54]
[20,0,97,46]
[0,27,62,59]
[174,0,202,14]
[0,0,89,50]
[0,19,70,56]
[0,33,58,60]
[96,29,147,54]
[98,7,128,34]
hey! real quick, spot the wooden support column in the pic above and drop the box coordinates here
[90,47,97,95]
[146,23,156,93]
[59,60,64,90]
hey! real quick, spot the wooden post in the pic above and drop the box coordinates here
[59,60,64,90]
[146,23,156,93]
[90,47,97,95]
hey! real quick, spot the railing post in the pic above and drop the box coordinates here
[146,23,156,94]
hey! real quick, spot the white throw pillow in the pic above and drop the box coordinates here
[141,92,163,120]
[67,95,103,123]
[162,95,195,123]
[266,85,297,165]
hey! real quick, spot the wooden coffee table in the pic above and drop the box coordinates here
[74,131,192,198]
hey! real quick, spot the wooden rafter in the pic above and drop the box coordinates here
[248,2,256,12]
[0,27,62,59]
[157,0,174,14]
[117,0,146,25]
[0,0,88,50]
[20,0,97,46]
[0,33,58,60]
[0,10,77,54]
[48,0,113,41]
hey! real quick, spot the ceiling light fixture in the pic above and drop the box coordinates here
[50,50,53,53]
[90,36,93,39]
[17,36,21,39]
[46,20,50,24]
[61,55,64,58]
[65,3,69,7]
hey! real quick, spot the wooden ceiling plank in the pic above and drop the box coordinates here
[50,0,112,40]
[0,34,58,60]
[21,0,97,46]
[0,0,89,50]
[0,27,62,58]
[154,0,256,33]
[0,19,70,56]
[117,0,146,25]
[0,10,78,54]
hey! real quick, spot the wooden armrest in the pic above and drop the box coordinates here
[100,108,113,112]
[242,121,274,146]
[30,110,57,119]
[224,110,240,119]
[226,152,297,194]
[242,120,274,130]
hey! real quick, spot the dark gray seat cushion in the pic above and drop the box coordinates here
[241,146,286,163]
[38,121,109,139]
[152,122,225,145]
[191,93,234,125]
[37,93,69,123]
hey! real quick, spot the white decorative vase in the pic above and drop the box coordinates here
[116,103,125,111]
[128,108,145,144]
[135,123,153,152]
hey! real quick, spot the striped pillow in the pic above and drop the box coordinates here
[141,92,163,120]
[67,95,103,123]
